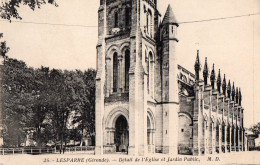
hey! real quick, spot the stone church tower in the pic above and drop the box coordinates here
[95,0,246,156]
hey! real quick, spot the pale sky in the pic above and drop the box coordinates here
[0,0,259,128]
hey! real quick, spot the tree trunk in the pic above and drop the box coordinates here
[37,127,42,147]
[17,135,20,147]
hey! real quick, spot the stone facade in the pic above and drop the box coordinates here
[95,0,245,156]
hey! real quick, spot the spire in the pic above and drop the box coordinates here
[232,82,235,101]
[236,87,239,104]
[203,57,209,85]
[210,64,216,89]
[194,50,201,81]
[239,88,242,106]
[222,74,227,97]
[227,80,231,99]
[162,4,178,25]
[217,69,221,93]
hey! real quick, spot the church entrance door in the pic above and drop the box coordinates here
[114,115,129,153]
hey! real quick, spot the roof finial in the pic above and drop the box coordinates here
[232,82,235,101]
[210,64,216,89]
[203,57,208,85]
[217,69,221,93]
[222,74,227,97]
[194,50,201,81]
[236,87,239,104]
[239,88,242,106]
[227,80,231,99]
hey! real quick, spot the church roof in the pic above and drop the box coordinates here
[162,4,178,25]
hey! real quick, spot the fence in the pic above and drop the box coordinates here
[0,146,95,155]
[64,146,95,152]
[0,147,55,155]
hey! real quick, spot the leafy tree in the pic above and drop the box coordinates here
[72,69,96,145]
[1,57,33,147]
[83,69,96,144]
[249,122,260,135]
[1,58,51,147]
[0,0,58,21]
[0,33,9,58]
[28,67,50,147]
[1,58,97,149]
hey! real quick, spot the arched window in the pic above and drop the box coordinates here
[125,50,130,91]
[113,52,118,92]
[115,11,119,28]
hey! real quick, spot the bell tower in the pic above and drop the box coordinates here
[95,0,160,155]
[160,5,179,154]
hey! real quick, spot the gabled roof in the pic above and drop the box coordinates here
[162,4,178,25]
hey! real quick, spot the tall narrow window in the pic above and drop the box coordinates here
[115,11,119,28]
[125,50,130,91]
[150,12,153,37]
[125,8,130,26]
[146,13,149,34]
[113,52,118,92]
[146,10,152,36]
[145,51,149,93]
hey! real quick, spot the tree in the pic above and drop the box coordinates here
[1,57,33,147]
[72,69,96,145]
[249,122,260,135]
[28,67,51,147]
[0,33,9,58]
[1,57,97,149]
[1,57,51,147]
[0,0,58,21]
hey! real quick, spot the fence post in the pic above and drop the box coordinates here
[22,148,24,154]
[81,146,82,151]
[47,148,49,153]
[2,149,4,155]
[31,148,32,154]
[13,148,14,155]
[40,148,41,154]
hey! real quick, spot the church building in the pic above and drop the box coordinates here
[95,0,246,156]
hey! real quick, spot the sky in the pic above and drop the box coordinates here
[0,0,260,129]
